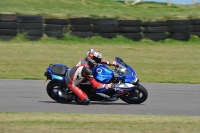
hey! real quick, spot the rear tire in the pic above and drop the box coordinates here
[120,83,148,104]
[46,80,73,103]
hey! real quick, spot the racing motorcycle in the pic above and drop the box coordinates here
[44,57,148,104]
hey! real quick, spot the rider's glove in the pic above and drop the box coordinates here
[110,83,115,89]
[113,62,119,67]
[104,83,115,89]
[110,61,119,67]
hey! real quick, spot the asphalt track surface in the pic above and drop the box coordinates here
[0,79,199,116]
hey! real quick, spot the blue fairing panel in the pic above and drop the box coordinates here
[115,59,138,83]
[51,74,65,81]
[46,63,69,82]
[92,65,113,84]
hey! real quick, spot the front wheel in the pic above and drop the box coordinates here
[120,83,148,104]
[46,80,73,103]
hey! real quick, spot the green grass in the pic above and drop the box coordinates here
[0,112,199,133]
[0,35,200,83]
[0,0,200,21]
[0,1,200,131]
[1,0,200,84]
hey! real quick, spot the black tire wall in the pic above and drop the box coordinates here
[117,19,143,41]
[69,17,94,38]
[190,19,200,38]
[1,14,199,41]
[0,14,18,41]
[143,21,167,41]
[93,18,117,39]
[44,18,69,39]
[167,20,191,41]
[18,15,43,41]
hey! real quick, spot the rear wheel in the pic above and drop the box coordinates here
[46,80,73,103]
[120,83,148,104]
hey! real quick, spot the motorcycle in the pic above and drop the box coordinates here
[44,57,148,104]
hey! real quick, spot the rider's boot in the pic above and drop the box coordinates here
[83,97,90,105]
[69,85,90,105]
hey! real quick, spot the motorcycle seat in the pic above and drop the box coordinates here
[51,65,67,76]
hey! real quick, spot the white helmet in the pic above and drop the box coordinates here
[86,49,102,65]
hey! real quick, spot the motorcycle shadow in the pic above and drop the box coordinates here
[90,101,128,105]
[90,102,145,105]
[39,101,145,105]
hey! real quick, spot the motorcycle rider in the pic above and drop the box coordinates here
[62,49,119,105]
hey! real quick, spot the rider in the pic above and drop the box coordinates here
[64,49,119,105]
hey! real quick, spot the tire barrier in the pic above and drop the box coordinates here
[69,17,94,38]
[117,19,142,41]
[120,33,142,41]
[93,18,117,39]
[142,21,167,41]
[118,20,142,26]
[44,18,69,39]
[144,33,168,41]
[69,17,91,25]
[93,18,117,26]
[0,14,18,41]
[190,19,200,38]
[0,14,199,41]
[118,26,141,33]
[167,20,191,41]
[18,15,43,41]
[142,21,167,27]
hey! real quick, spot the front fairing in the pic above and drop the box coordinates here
[115,59,139,83]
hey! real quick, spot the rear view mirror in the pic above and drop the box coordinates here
[115,57,123,63]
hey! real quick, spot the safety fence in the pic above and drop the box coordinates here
[0,14,200,41]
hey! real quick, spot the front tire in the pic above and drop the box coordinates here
[120,83,148,104]
[46,80,73,103]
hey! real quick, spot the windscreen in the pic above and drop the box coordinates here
[114,64,131,76]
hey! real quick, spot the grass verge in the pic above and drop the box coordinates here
[0,0,200,20]
[0,34,200,83]
[0,112,200,133]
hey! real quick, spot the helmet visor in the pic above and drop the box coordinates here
[93,56,102,63]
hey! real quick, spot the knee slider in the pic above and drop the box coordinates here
[82,97,90,105]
